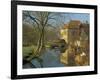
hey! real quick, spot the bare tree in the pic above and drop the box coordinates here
[23,11,65,61]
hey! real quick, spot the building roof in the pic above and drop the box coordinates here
[68,20,81,28]
[62,20,81,29]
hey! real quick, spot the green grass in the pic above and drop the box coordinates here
[23,45,37,57]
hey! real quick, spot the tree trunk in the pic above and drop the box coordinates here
[34,25,45,56]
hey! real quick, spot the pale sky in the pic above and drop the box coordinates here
[63,13,90,23]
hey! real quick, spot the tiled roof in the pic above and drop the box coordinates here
[62,20,81,29]
[68,20,81,28]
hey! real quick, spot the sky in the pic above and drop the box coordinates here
[23,11,90,27]
[62,13,90,24]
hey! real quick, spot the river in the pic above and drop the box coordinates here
[31,48,65,68]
